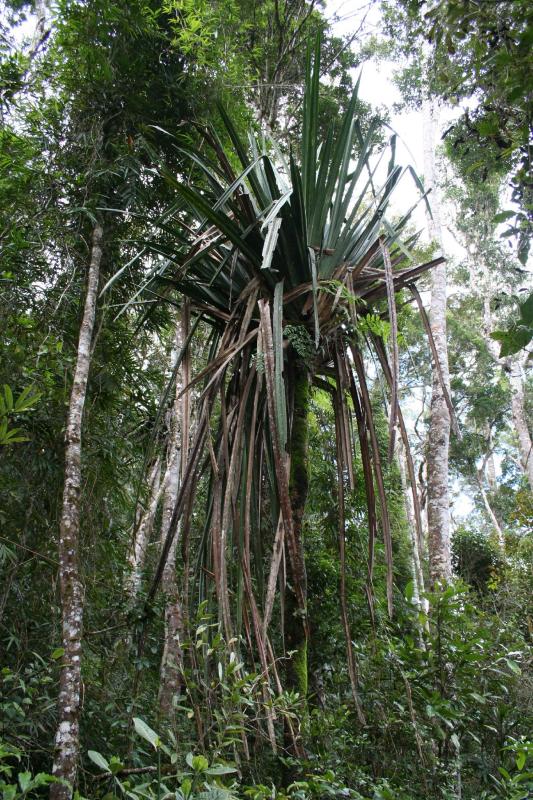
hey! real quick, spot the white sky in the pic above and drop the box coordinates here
[326,0,470,254]
[326,1,478,520]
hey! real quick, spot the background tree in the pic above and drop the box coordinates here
[383,0,533,263]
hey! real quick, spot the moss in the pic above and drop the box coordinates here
[289,363,310,519]
[293,638,308,696]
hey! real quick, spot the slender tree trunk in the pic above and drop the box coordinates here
[481,270,532,491]
[398,444,427,612]
[159,534,184,718]
[423,99,452,584]
[475,469,505,548]
[50,224,103,800]
[126,457,163,600]
[159,308,190,718]
[509,354,533,490]
[483,424,497,492]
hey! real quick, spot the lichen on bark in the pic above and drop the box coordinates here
[51,224,103,800]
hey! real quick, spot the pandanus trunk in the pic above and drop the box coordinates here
[285,360,310,699]
[51,224,103,800]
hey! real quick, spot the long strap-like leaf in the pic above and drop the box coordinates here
[371,335,425,557]
[258,300,307,622]
[333,386,366,725]
[351,344,394,618]
[380,239,400,461]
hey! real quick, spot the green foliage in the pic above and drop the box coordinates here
[357,313,391,344]
[491,292,533,357]
[419,0,533,261]
[284,326,314,362]
[0,742,59,799]
[85,725,240,799]
[383,0,533,260]
[304,584,532,798]
[452,527,504,592]
[0,384,41,445]
[0,656,58,770]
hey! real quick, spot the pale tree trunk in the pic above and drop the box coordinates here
[475,464,505,548]
[423,99,452,584]
[463,220,509,545]
[480,266,532,492]
[28,0,49,61]
[159,306,190,718]
[398,444,428,613]
[509,354,533,491]
[476,422,505,548]
[51,224,103,800]
[483,424,497,491]
[126,456,163,600]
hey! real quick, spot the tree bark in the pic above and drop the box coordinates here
[479,257,532,491]
[50,224,103,800]
[159,308,190,718]
[423,99,452,584]
[475,468,505,548]
[509,354,533,491]
[126,457,163,600]
[398,443,428,612]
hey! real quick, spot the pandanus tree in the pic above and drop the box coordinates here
[109,38,446,753]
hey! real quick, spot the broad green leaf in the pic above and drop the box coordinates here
[88,750,110,772]
[14,385,40,412]
[493,210,515,224]
[3,385,13,412]
[498,766,511,780]
[132,717,160,749]
[3,783,17,800]
[491,325,533,357]
[18,771,31,792]
[505,658,521,675]
[205,765,238,775]
[191,755,209,772]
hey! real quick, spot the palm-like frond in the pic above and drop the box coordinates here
[114,35,445,753]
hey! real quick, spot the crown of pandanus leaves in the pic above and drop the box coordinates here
[106,35,448,742]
